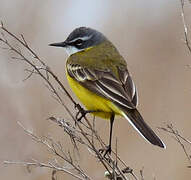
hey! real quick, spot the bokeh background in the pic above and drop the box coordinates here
[1,0,191,179]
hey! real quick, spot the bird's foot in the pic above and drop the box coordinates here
[99,145,112,160]
[75,104,95,121]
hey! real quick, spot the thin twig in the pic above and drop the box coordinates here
[180,0,191,53]
[4,160,85,180]
[159,124,191,166]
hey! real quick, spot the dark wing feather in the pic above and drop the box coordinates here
[67,63,138,109]
[117,67,138,107]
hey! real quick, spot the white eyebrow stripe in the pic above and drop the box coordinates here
[70,35,93,43]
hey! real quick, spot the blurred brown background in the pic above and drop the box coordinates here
[1,0,191,179]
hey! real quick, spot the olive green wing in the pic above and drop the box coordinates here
[67,63,138,109]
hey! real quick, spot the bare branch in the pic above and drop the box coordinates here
[4,160,86,180]
[23,69,36,81]
[0,21,3,28]
[180,0,191,53]
[140,167,144,180]
[20,34,28,46]
[52,170,57,180]
[159,124,191,167]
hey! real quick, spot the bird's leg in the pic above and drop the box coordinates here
[75,104,97,121]
[99,113,115,158]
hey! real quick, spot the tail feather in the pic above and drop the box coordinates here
[122,109,165,148]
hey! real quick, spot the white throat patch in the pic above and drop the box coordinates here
[64,46,84,56]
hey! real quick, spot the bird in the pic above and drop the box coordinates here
[49,27,165,155]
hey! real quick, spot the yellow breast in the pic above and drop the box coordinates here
[66,71,122,119]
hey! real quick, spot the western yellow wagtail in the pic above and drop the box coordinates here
[50,27,165,155]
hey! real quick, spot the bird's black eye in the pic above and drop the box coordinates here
[74,39,83,46]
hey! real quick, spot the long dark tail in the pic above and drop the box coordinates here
[122,108,165,148]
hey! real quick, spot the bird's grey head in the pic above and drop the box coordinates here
[49,27,106,55]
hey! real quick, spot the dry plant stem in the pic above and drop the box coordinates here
[0,22,76,120]
[159,126,191,145]
[0,22,45,65]
[0,32,73,118]
[0,22,136,180]
[74,119,115,178]
[178,0,191,166]
[52,170,57,180]
[140,168,144,180]
[159,124,191,166]
[16,122,92,180]
[4,160,86,180]
[78,116,128,179]
[49,117,127,180]
[180,0,191,53]
[49,117,130,180]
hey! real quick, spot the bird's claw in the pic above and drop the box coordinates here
[76,108,88,121]
[75,104,95,122]
[75,104,86,121]
[99,145,112,160]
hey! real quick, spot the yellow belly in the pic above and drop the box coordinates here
[66,72,122,119]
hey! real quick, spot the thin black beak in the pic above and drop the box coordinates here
[49,41,67,47]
